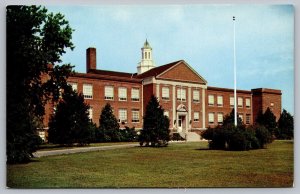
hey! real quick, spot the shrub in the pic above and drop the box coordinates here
[171,133,185,141]
[202,124,272,151]
[120,127,138,142]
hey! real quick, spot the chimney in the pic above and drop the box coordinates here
[86,47,96,73]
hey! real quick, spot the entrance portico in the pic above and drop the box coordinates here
[176,104,188,133]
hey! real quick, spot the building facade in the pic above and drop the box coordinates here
[42,40,282,140]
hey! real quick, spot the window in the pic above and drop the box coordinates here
[118,109,127,123]
[131,88,140,101]
[105,86,114,100]
[230,97,234,107]
[217,96,223,107]
[132,110,139,123]
[38,131,46,142]
[208,113,214,124]
[246,114,251,125]
[177,88,186,101]
[88,108,93,120]
[164,111,169,117]
[208,95,214,106]
[162,87,170,100]
[68,82,77,91]
[238,114,243,122]
[217,113,223,124]
[246,98,251,108]
[118,87,127,101]
[194,112,199,122]
[83,84,93,99]
[238,97,243,108]
[193,90,200,103]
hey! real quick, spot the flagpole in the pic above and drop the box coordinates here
[233,16,237,127]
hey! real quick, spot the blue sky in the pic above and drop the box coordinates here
[48,5,294,115]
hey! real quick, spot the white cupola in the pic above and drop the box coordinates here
[137,39,156,74]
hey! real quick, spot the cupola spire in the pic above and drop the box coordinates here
[137,39,156,74]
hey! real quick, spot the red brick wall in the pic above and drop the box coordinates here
[86,48,96,73]
[206,87,252,127]
[43,75,143,129]
[159,62,205,84]
[252,88,282,122]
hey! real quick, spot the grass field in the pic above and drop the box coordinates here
[7,140,293,188]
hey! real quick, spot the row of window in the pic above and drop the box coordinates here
[161,87,200,103]
[208,112,251,125]
[208,95,251,108]
[69,83,140,102]
[88,108,140,123]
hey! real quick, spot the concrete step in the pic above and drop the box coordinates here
[178,132,201,142]
[186,132,201,142]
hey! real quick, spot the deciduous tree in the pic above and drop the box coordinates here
[7,6,74,163]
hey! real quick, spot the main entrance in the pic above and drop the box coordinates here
[177,115,186,132]
[176,104,188,133]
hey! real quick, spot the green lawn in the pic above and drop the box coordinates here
[7,140,293,188]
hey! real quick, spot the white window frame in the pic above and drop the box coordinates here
[230,96,234,107]
[217,96,223,107]
[164,111,169,118]
[83,84,93,99]
[132,110,139,123]
[105,86,114,100]
[246,114,251,125]
[217,113,223,124]
[131,88,140,102]
[177,88,186,101]
[238,114,244,122]
[194,112,199,122]
[118,87,127,101]
[68,82,78,91]
[193,90,200,103]
[238,97,243,108]
[208,95,214,106]
[246,98,251,108]
[88,107,93,120]
[162,87,170,100]
[118,109,127,123]
[208,113,214,124]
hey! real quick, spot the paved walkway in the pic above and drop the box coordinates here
[33,143,139,158]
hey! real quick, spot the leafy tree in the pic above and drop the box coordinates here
[96,103,120,142]
[48,86,93,145]
[139,95,170,147]
[7,6,74,163]
[276,109,294,139]
[256,108,277,134]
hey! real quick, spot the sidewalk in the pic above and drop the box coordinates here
[33,143,139,158]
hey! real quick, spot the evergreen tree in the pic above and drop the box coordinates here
[223,109,243,127]
[7,6,74,163]
[276,109,294,139]
[139,95,170,147]
[48,86,92,145]
[256,107,277,134]
[96,103,120,142]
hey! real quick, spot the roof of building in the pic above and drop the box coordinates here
[207,86,251,94]
[73,70,142,83]
[88,69,137,78]
[135,60,182,79]
[143,39,152,49]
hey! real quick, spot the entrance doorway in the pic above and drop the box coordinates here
[178,115,186,132]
